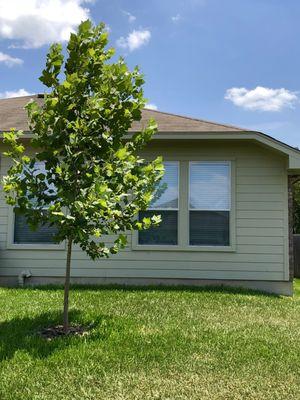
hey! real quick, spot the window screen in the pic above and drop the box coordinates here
[189,162,230,246]
[138,162,179,245]
[13,162,58,244]
[14,212,58,244]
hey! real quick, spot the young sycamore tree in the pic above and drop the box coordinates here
[2,20,164,333]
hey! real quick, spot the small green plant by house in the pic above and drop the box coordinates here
[2,20,164,334]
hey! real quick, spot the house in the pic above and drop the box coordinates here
[0,94,300,295]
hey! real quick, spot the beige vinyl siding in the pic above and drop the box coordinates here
[0,140,289,282]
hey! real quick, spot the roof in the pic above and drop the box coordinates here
[1,94,300,170]
[0,95,44,132]
[131,109,248,132]
[0,94,248,133]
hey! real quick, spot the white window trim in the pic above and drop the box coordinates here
[147,161,180,212]
[6,160,65,250]
[7,206,66,250]
[189,161,231,212]
[188,161,232,248]
[136,161,179,246]
[132,159,236,252]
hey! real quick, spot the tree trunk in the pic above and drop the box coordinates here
[63,237,73,333]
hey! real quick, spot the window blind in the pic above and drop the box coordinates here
[139,162,179,245]
[14,212,58,244]
[189,162,230,210]
[189,162,231,246]
[149,162,179,209]
[14,161,58,244]
[189,211,229,246]
[138,210,178,245]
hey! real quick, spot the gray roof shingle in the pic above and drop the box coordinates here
[0,94,249,133]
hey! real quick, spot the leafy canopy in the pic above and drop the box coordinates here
[3,20,164,259]
[294,182,300,233]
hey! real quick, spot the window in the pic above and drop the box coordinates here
[138,162,179,245]
[189,162,231,246]
[13,161,58,245]
[14,213,58,244]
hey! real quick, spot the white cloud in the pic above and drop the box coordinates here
[171,14,181,22]
[0,51,23,66]
[0,88,32,99]
[225,86,298,112]
[117,29,151,52]
[123,11,136,23]
[145,103,158,110]
[0,0,91,48]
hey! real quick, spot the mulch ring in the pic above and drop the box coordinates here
[39,325,90,340]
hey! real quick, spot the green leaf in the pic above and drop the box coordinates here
[117,234,127,246]
[151,214,162,225]
[62,81,71,89]
[67,103,76,110]
[88,48,96,57]
[79,20,92,34]
[115,148,128,160]
[142,217,152,229]
[1,19,163,268]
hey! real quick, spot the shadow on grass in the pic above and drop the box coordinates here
[20,283,280,298]
[0,310,114,361]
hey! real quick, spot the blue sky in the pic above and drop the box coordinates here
[0,0,299,147]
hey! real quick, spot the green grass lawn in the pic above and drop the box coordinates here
[1,282,300,400]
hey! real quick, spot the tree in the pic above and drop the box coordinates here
[293,181,300,233]
[2,20,164,334]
